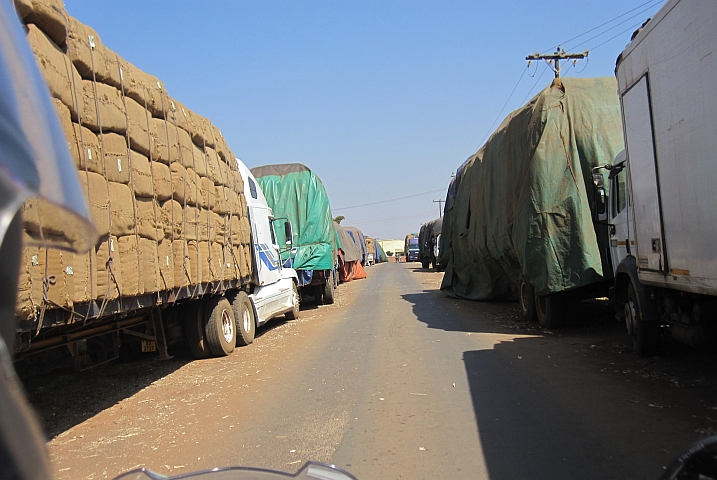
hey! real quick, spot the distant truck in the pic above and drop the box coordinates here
[597,0,717,355]
[404,234,419,262]
[251,164,338,305]
[418,217,443,269]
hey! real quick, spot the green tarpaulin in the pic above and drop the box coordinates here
[440,77,624,300]
[251,163,336,271]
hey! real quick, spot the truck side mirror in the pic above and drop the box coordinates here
[284,221,293,246]
[592,172,607,216]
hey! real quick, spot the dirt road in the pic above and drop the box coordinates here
[24,263,717,479]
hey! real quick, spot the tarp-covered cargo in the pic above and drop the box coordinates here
[251,164,336,272]
[343,226,367,264]
[419,217,443,268]
[441,77,623,300]
[335,223,366,282]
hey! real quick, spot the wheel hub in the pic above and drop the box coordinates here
[221,309,234,343]
[243,308,252,333]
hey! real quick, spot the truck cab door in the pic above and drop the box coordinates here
[621,75,666,272]
[609,156,632,272]
[249,204,281,287]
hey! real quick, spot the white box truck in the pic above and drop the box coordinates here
[597,0,717,355]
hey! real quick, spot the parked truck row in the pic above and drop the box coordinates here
[436,0,717,356]
[12,2,383,372]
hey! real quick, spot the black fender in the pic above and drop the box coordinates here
[614,256,659,322]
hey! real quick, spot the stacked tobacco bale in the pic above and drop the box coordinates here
[14,0,253,321]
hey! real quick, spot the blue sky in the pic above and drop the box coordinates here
[64,0,665,240]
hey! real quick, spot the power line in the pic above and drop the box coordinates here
[569,4,659,50]
[588,19,650,52]
[351,212,435,227]
[519,63,549,105]
[479,66,528,146]
[332,188,445,211]
[541,0,662,53]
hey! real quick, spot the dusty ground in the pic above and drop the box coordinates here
[19,263,717,479]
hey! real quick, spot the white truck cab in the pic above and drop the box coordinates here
[236,161,300,327]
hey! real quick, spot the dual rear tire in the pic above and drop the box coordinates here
[185,291,257,359]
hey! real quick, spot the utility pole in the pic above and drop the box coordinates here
[526,48,588,78]
[433,199,444,217]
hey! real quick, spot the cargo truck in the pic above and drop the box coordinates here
[13,5,299,370]
[404,234,419,262]
[596,0,717,355]
[418,217,443,269]
[440,77,624,328]
[251,164,338,305]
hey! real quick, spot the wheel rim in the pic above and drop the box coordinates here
[293,286,300,313]
[625,300,637,336]
[243,306,252,333]
[221,309,234,343]
[520,282,530,312]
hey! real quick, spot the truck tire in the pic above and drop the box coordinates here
[229,291,255,346]
[421,258,430,269]
[285,283,300,320]
[625,284,660,356]
[535,292,565,329]
[204,296,236,356]
[185,301,211,359]
[519,278,537,322]
[322,278,335,305]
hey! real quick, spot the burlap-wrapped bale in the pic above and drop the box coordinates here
[139,238,161,294]
[205,147,223,186]
[186,110,213,148]
[70,123,102,173]
[157,238,175,290]
[185,168,199,206]
[130,150,154,198]
[184,205,199,242]
[16,241,45,319]
[118,235,140,297]
[52,98,74,151]
[107,181,136,237]
[151,161,172,201]
[125,96,152,157]
[160,200,183,239]
[230,216,242,246]
[198,241,211,284]
[78,171,110,236]
[167,99,191,136]
[170,162,188,205]
[80,80,126,134]
[26,24,83,121]
[150,117,177,164]
[43,248,74,309]
[198,176,214,209]
[186,240,201,285]
[72,248,95,304]
[211,212,226,244]
[19,0,69,48]
[121,59,168,119]
[172,239,190,287]
[212,185,230,215]
[101,132,131,184]
[222,245,238,281]
[211,125,231,163]
[192,142,208,177]
[174,126,195,171]
[197,209,211,242]
[66,18,121,88]
[95,235,121,301]
[136,197,162,241]
[210,242,224,282]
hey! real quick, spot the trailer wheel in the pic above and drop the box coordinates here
[285,283,300,320]
[204,296,236,356]
[626,284,660,356]
[519,278,537,322]
[185,301,211,359]
[535,292,565,329]
[229,291,255,346]
[322,278,335,305]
